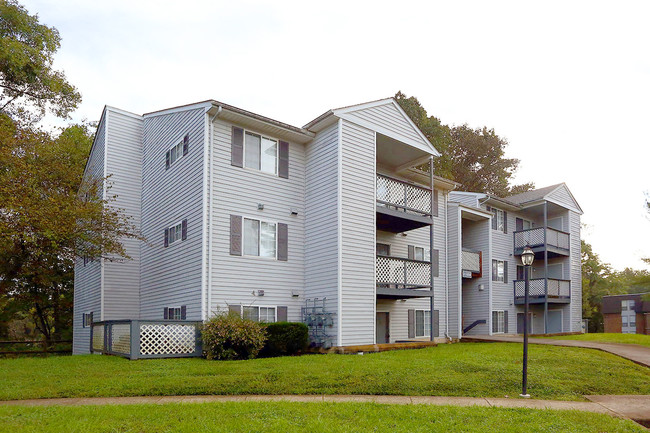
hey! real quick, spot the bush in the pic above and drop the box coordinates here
[259,322,309,358]
[202,313,267,360]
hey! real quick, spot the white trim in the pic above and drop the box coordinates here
[456,205,462,338]
[143,101,212,119]
[492,310,506,333]
[100,110,108,321]
[487,217,493,336]
[373,131,377,344]
[241,216,279,260]
[201,111,209,321]
[105,105,142,120]
[241,128,280,176]
[336,118,343,347]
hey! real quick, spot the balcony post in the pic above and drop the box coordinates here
[429,156,435,342]
[543,201,549,334]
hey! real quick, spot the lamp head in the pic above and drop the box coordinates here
[521,246,535,266]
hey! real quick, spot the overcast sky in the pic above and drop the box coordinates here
[22,0,650,271]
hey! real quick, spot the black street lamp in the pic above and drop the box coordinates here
[520,245,535,398]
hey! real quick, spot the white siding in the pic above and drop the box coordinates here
[209,118,306,321]
[547,184,581,213]
[73,113,106,354]
[304,122,340,344]
[449,192,480,208]
[488,207,517,334]
[343,102,422,146]
[103,109,143,320]
[446,203,461,338]
[140,107,205,320]
[339,120,375,345]
[461,218,491,335]
[569,210,582,331]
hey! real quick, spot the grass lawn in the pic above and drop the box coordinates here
[535,333,650,347]
[0,402,645,433]
[1,343,648,401]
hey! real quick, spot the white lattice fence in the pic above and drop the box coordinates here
[376,256,431,287]
[139,323,197,356]
[546,228,570,250]
[514,228,545,249]
[376,175,431,215]
[514,279,546,297]
[111,324,131,355]
[92,324,104,352]
[547,279,571,297]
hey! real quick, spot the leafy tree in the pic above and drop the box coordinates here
[0,0,81,121]
[0,115,140,341]
[395,91,533,196]
[581,240,618,332]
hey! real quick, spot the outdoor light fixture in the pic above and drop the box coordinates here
[520,244,534,398]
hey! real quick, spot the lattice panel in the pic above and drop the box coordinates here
[514,228,545,249]
[111,324,131,355]
[139,323,196,355]
[514,279,546,297]
[376,175,431,215]
[547,279,571,297]
[462,250,481,273]
[92,325,104,352]
[546,229,570,250]
[376,256,431,287]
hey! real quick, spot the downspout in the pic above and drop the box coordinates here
[543,201,549,334]
[207,106,223,319]
[444,190,451,342]
[429,157,435,342]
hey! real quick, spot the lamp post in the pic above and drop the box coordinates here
[520,245,535,398]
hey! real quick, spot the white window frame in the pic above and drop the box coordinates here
[242,305,277,323]
[167,306,182,320]
[167,139,184,168]
[493,310,505,333]
[413,246,431,262]
[242,217,278,259]
[521,219,533,230]
[492,259,505,282]
[243,129,279,176]
[492,208,505,232]
[82,312,93,328]
[168,221,183,246]
[415,309,431,337]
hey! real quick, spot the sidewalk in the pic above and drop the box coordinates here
[462,335,650,368]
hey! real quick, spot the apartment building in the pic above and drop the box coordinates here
[73,97,583,354]
[603,293,650,334]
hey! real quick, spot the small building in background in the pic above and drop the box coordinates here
[602,293,650,334]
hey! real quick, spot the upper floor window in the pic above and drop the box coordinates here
[492,208,505,232]
[165,134,189,170]
[492,259,508,282]
[244,217,277,258]
[245,131,278,175]
[412,246,430,261]
[164,219,187,247]
[82,312,93,328]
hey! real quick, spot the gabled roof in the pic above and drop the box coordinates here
[304,97,440,157]
[507,183,583,214]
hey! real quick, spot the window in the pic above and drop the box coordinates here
[244,131,278,175]
[376,243,390,256]
[622,301,628,311]
[415,310,431,337]
[522,219,533,230]
[242,306,276,322]
[168,222,183,245]
[82,312,93,328]
[243,218,277,258]
[629,300,635,309]
[492,208,505,232]
[165,134,188,169]
[622,316,628,327]
[412,246,431,261]
[492,260,505,282]
[167,307,182,320]
[492,311,505,333]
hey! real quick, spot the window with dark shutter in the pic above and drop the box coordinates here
[376,243,390,256]
[164,228,169,247]
[181,305,187,320]
[230,215,242,255]
[504,311,509,333]
[504,261,508,283]
[432,249,440,277]
[277,306,288,322]
[407,309,415,338]
[503,211,508,234]
[432,310,439,337]
[408,245,415,260]
[164,307,169,319]
[231,127,244,167]
[165,151,170,170]
[181,219,188,241]
[278,141,289,179]
[183,134,189,156]
[433,190,439,217]
[516,218,524,231]
[277,223,288,261]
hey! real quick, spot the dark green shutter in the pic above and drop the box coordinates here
[432,249,440,278]
[278,141,289,178]
[277,306,288,322]
[432,310,439,337]
[231,127,244,167]
[408,309,415,338]
[277,223,288,261]
[230,215,242,256]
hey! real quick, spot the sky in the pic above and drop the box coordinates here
[21,0,650,271]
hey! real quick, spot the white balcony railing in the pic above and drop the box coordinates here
[376,174,431,217]
[513,227,570,252]
[462,249,481,273]
[514,278,571,298]
[376,255,431,288]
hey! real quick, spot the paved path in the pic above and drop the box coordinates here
[462,335,650,368]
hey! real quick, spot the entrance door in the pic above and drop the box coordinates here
[376,312,389,344]
[517,313,533,334]
[547,310,562,333]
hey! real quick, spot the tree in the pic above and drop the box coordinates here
[0,0,81,121]
[0,115,140,341]
[395,91,534,196]
[581,240,618,332]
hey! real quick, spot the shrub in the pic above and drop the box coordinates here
[259,322,309,358]
[202,313,267,360]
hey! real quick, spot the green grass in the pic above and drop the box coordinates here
[1,343,648,401]
[535,333,650,347]
[0,402,645,433]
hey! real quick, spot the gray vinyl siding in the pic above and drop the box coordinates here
[209,118,306,321]
[304,122,340,342]
[340,120,375,345]
[73,113,106,354]
[446,202,461,338]
[103,109,143,320]
[569,210,582,331]
[344,103,422,145]
[460,217,491,335]
[488,207,516,334]
[140,107,205,320]
[547,185,580,212]
[449,192,480,208]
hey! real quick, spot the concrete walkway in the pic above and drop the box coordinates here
[462,335,650,368]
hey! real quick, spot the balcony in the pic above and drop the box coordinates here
[514,278,571,304]
[376,255,432,299]
[513,227,570,258]
[462,249,482,278]
[376,174,432,233]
